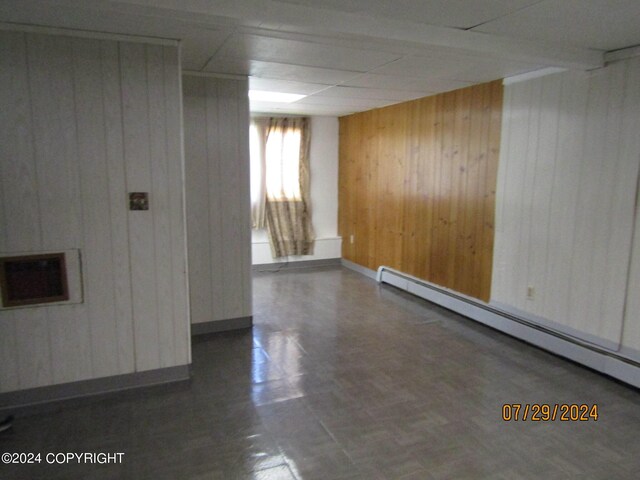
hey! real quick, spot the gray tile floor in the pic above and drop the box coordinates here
[2,266,640,479]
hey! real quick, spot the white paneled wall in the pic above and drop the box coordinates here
[492,57,640,350]
[183,75,252,325]
[0,31,190,393]
[622,187,640,353]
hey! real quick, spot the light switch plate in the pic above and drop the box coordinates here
[129,192,149,211]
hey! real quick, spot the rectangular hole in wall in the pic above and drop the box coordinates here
[0,253,70,307]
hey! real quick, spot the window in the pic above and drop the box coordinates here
[250,117,306,228]
[265,125,302,200]
[249,117,315,257]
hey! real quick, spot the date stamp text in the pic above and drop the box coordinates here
[502,403,598,422]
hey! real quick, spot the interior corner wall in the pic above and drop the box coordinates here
[338,81,503,301]
[182,75,252,325]
[0,31,190,394]
[492,57,640,352]
[251,115,341,265]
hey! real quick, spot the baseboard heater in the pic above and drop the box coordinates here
[376,265,640,389]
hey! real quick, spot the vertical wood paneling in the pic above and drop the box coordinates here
[204,79,225,322]
[364,110,379,268]
[622,159,640,352]
[120,42,160,371]
[236,78,253,318]
[183,75,252,325]
[183,77,212,326]
[401,100,420,276]
[0,32,40,251]
[516,79,540,313]
[28,35,82,249]
[375,104,402,269]
[620,57,640,353]
[72,37,117,379]
[596,62,628,338]
[337,115,352,260]
[101,40,135,374]
[468,83,487,296]
[217,79,245,319]
[0,312,18,390]
[147,44,175,368]
[0,31,188,393]
[164,46,190,365]
[339,81,502,301]
[0,31,38,391]
[25,33,84,386]
[429,94,444,286]
[453,87,471,294]
[542,72,589,324]
[567,68,609,334]
[493,57,640,348]
[528,74,561,315]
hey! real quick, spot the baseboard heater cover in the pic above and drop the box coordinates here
[374,265,640,389]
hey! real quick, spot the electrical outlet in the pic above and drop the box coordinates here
[350,234,354,244]
[527,286,535,300]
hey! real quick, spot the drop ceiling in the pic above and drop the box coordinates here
[1,0,639,116]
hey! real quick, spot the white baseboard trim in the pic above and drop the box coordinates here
[341,259,377,280]
[252,236,342,265]
[345,262,640,389]
[191,316,253,335]
[253,258,340,272]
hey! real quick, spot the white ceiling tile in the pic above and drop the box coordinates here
[248,77,329,95]
[212,33,401,72]
[180,28,233,70]
[204,58,361,84]
[373,53,542,83]
[343,73,472,93]
[318,86,428,101]
[473,0,640,51]
[247,61,360,85]
[202,57,251,75]
[4,0,632,117]
[295,95,396,109]
[273,0,541,29]
[250,101,357,116]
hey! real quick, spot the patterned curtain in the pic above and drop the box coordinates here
[264,117,315,258]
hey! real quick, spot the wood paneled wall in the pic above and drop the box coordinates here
[183,75,252,325]
[0,31,189,392]
[339,81,502,301]
[494,58,640,349]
